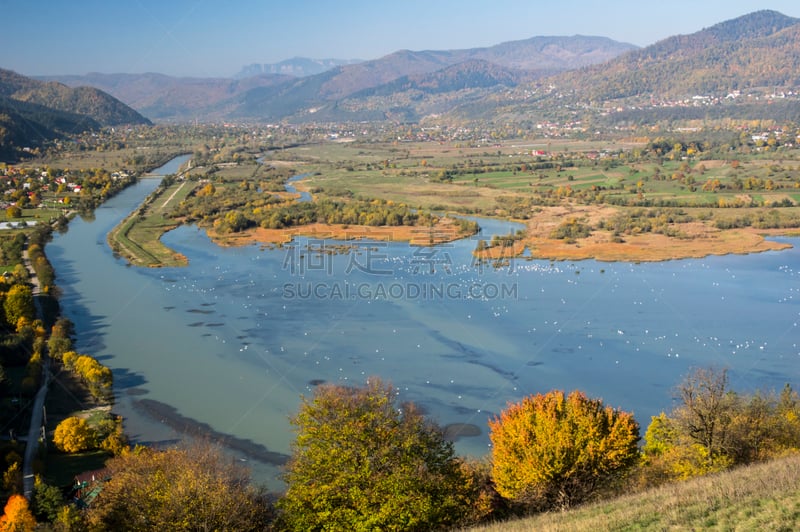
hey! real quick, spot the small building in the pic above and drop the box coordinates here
[72,468,110,508]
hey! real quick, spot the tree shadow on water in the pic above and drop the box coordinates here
[112,367,147,390]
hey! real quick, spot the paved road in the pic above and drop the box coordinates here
[21,245,50,500]
[22,362,49,499]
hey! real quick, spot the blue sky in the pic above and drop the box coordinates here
[2,1,799,78]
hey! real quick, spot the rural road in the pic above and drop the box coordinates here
[21,246,49,500]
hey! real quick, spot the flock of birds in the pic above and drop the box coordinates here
[154,239,798,451]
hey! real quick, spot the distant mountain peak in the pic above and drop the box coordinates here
[702,9,799,40]
[234,57,363,79]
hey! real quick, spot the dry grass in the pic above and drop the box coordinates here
[466,202,793,263]
[470,454,800,531]
[480,204,793,262]
[209,217,473,247]
[520,227,791,262]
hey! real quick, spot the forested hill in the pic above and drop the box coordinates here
[0,68,149,161]
[544,10,800,103]
[0,97,101,160]
[1,68,151,127]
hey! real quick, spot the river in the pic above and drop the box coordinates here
[46,155,800,489]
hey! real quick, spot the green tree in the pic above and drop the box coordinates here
[86,444,272,531]
[278,378,476,531]
[489,390,640,510]
[32,477,66,523]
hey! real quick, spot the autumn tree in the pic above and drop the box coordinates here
[640,411,732,483]
[4,206,21,219]
[489,390,640,510]
[2,463,22,494]
[641,370,800,483]
[278,378,477,531]
[0,494,36,532]
[85,444,272,531]
[673,366,734,458]
[53,504,85,531]
[62,351,112,401]
[46,317,74,360]
[3,285,34,329]
[97,415,129,456]
[53,417,97,453]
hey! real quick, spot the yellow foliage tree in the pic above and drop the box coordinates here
[53,417,96,453]
[61,351,79,369]
[2,463,21,494]
[641,413,732,484]
[642,374,800,485]
[489,390,640,510]
[3,285,34,328]
[62,352,112,401]
[0,494,36,532]
[197,183,216,197]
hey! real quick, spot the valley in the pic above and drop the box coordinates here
[2,7,800,530]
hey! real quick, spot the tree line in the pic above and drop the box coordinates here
[10,367,799,531]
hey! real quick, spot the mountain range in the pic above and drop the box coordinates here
[542,9,800,103]
[472,10,800,125]
[3,9,800,161]
[41,35,637,122]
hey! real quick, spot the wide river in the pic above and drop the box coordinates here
[46,155,800,489]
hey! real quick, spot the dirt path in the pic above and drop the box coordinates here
[157,180,188,212]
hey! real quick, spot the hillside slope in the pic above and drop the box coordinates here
[474,453,800,531]
[566,9,800,101]
[446,10,800,123]
[40,72,292,120]
[0,68,148,161]
[1,68,151,126]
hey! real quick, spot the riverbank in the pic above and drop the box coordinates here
[107,155,194,267]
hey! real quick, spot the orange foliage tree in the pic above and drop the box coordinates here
[489,390,640,509]
[0,494,37,532]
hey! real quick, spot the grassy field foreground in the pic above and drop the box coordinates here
[471,454,800,531]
